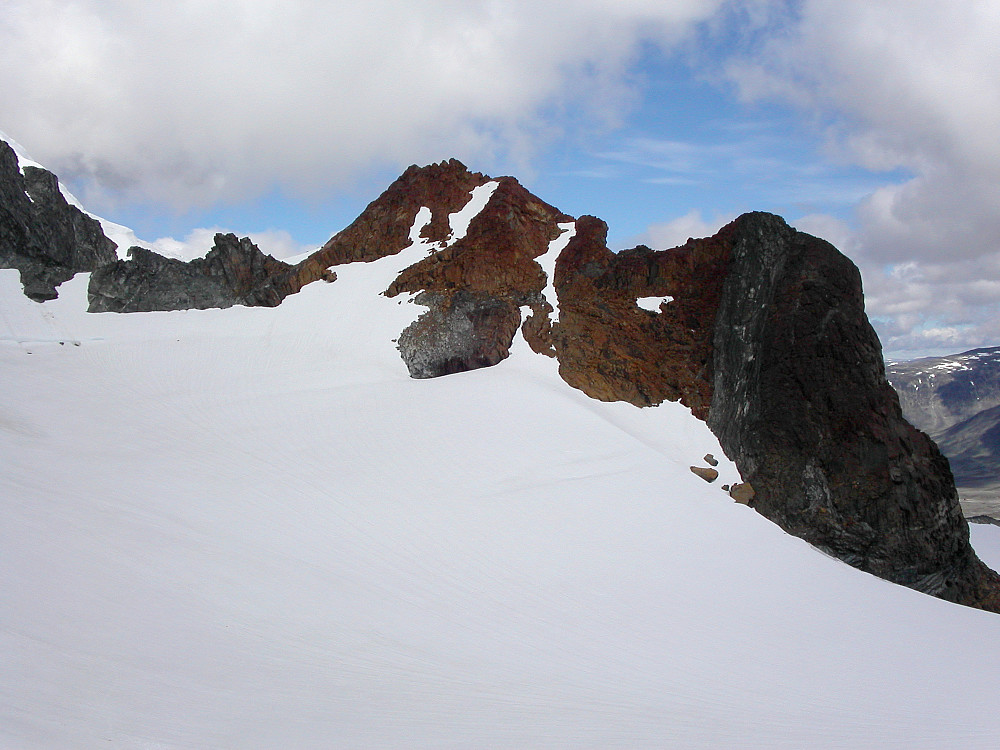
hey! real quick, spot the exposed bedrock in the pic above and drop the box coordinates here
[88,233,300,312]
[312,158,494,268]
[705,212,1000,611]
[385,168,571,377]
[0,139,117,301]
[549,215,731,419]
[397,291,521,378]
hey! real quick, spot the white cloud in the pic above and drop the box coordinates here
[0,0,725,212]
[140,227,314,262]
[638,209,734,249]
[727,0,1000,358]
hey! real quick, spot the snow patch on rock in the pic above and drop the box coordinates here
[637,295,674,312]
[537,221,576,321]
[447,181,499,245]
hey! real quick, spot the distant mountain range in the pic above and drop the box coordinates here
[887,348,1000,516]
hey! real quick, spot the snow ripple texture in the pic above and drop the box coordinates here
[2,268,1000,749]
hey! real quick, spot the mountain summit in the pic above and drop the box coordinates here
[5,138,1000,747]
[2,138,998,611]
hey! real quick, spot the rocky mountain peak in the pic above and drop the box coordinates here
[315,158,493,267]
[3,137,999,612]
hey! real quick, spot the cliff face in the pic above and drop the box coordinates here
[549,215,731,418]
[0,140,117,300]
[387,175,571,377]
[705,213,1000,610]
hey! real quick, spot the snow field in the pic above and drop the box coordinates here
[2,251,1000,747]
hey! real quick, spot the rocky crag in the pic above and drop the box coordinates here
[706,215,999,608]
[0,140,117,301]
[89,234,302,313]
[3,138,998,612]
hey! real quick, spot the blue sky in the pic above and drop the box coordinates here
[3,1,999,359]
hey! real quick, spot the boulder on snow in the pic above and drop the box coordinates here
[730,483,755,505]
[690,466,719,483]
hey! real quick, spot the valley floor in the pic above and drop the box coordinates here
[959,487,1000,521]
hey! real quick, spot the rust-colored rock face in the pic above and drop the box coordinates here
[550,216,731,419]
[316,159,492,266]
[384,174,571,378]
[267,159,496,297]
[388,177,568,299]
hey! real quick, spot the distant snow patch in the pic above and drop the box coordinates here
[637,296,673,312]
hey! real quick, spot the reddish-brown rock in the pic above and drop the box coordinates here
[314,159,492,267]
[385,174,570,378]
[549,216,731,418]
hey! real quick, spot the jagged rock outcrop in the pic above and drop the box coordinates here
[4,148,997,611]
[0,139,117,300]
[549,215,730,418]
[88,233,300,312]
[307,158,571,378]
[315,159,493,266]
[272,159,570,378]
[705,212,1000,610]
[386,174,571,377]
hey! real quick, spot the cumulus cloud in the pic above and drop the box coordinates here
[727,0,1000,356]
[0,0,725,212]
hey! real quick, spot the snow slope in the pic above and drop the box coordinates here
[3,217,1000,747]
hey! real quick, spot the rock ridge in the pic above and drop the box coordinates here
[88,233,299,312]
[4,144,998,611]
[0,139,117,300]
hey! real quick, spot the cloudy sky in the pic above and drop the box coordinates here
[3,0,998,359]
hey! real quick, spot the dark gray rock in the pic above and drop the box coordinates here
[88,233,293,312]
[0,139,117,300]
[396,290,521,378]
[706,212,1000,610]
